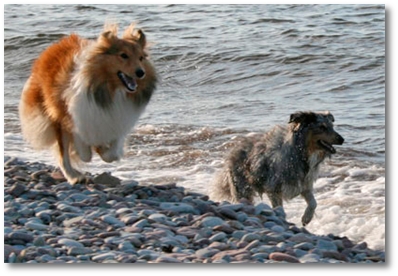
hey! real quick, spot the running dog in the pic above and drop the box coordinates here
[211,111,344,225]
[19,23,157,184]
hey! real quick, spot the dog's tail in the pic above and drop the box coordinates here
[210,168,240,203]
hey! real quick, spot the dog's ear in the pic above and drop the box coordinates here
[289,112,306,124]
[123,24,146,48]
[289,112,318,131]
[97,30,119,54]
[324,112,335,123]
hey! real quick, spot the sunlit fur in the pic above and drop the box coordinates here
[211,111,344,226]
[19,23,157,184]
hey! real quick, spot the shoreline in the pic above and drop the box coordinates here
[4,156,385,263]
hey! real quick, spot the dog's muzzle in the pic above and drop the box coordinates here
[318,132,344,154]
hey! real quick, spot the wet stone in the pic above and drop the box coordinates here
[58,238,84,248]
[317,239,338,252]
[159,202,195,214]
[201,216,225,228]
[7,231,34,244]
[9,183,27,197]
[209,232,227,242]
[67,247,93,256]
[299,253,321,263]
[196,248,220,259]
[92,252,116,262]
[240,233,261,243]
[25,221,48,231]
[269,252,300,263]
[101,215,125,227]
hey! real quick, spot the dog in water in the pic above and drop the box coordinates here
[19,23,157,184]
[211,111,344,225]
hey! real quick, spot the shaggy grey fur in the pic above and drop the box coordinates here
[211,111,344,225]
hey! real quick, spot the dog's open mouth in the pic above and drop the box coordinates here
[318,140,336,154]
[117,71,137,92]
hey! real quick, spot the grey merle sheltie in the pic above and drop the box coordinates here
[211,111,344,226]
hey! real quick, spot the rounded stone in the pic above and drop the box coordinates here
[25,221,48,231]
[101,215,125,227]
[209,232,227,242]
[240,233,261,243]
[92,252,116,262]
[201,216,225,228]
[159,202,195,214]
[269,252,300,263]
[299,253,321,263]
[58,238,84,248]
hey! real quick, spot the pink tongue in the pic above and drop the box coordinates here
[118,72,136,92]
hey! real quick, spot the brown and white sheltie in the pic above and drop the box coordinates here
[19,23,157,184]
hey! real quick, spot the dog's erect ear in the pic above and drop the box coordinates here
[123,24,146,48]
[97,30,119,54]
[289,112,319,131]
[99,23,118,43]
[289,112,319,124]
[289,112,307,124]
[324,112,335,123]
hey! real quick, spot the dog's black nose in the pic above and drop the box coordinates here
[337,134,344,145]
[135,68,145,79]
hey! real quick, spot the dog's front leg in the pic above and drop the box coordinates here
[73,134,92,162]
[57,129,86,184]
[96,138,124,163]
[301,190,317,226]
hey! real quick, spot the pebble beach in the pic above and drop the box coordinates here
[4,156,385,264]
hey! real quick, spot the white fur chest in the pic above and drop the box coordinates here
[67,87,144,146]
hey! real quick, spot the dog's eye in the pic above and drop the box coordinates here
[120,53,129,59]
[319,125,327,131]
[139,56,144,61]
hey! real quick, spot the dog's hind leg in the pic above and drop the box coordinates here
[231,167,255,203]
[268,192,286,218]
[301,190,317,226]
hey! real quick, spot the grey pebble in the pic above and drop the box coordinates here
[7,231,34,243]
[57,203,81,213]
[254,202,274,216]
[201,216,225,227]
[58,238,84,248]
[240,233,261,243]
[294,242,314,251]
[299,253,321,263]
[154,255,182,263]
[195,248,220,258]
[25,221,48,231]
[159,202,195,214]
[209,232,227,242]
[92,252,117,262]
[148,213,168,223]
[101,215,125,227]
[317,239,338,252]
[132,218,149,228]
[67,246,93,256]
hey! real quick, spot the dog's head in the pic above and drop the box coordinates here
[84,23,156,104]
[289,111,344,155]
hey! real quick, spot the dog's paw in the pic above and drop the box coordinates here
[301,214,313,227]
[96,145,122,163]
[64,170,90,185]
